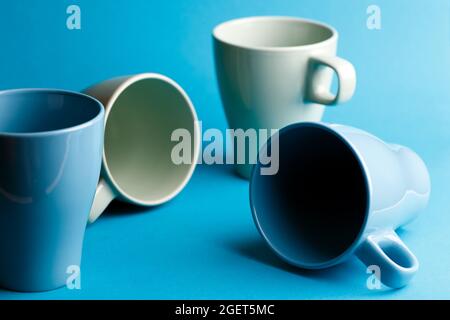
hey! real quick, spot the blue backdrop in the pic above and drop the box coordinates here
[0,0,449,299]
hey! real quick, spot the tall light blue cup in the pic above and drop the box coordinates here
[250,122,430,288]
[0,89,104,292]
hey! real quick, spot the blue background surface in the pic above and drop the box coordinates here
[0,0,449,299]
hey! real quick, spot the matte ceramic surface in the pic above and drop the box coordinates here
[0,89,104,292]
[84,73,200,223]
[250,122,430,288]
[213,16,356,179]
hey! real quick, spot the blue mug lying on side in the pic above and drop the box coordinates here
[0,89,104,292]
[250,122,430,288]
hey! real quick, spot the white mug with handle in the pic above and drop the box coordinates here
[213,16,357,179]
[84,73,200,223]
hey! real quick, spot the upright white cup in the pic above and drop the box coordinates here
[214,16,357,178]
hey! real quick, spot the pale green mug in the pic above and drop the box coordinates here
[213,16,357,179]
[84,73,200,223]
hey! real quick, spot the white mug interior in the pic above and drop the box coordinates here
[213,16,335,49]
[104,76,199,205]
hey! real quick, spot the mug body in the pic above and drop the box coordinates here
[0,89,104,292]
[85,73,200,223]
[250,122,430,287]
[330,124,430,232]
[213,17,338,178]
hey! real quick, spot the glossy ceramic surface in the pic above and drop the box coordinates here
[0,89,104,292]
[84,73,200,223]
[213,17,356,179]
[250,122,430,288]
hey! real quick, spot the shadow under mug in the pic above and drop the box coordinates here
[214,16,357,179]
[84,73,200,223]
[0,89,104,292]
[250,122,430,288]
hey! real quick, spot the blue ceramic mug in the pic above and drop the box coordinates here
[0,89,104,292]
[250,122,430,288]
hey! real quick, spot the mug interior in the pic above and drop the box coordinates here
[214,17,334,49]
[0,90,102,134]
[104,77,197,204]
[251,124,368,268]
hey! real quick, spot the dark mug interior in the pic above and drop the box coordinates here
[250,123,369,268]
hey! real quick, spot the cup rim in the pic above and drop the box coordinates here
[100,73,201,207]
[0,88,104,137]
[213,16,338,52]
[250,122,372,269]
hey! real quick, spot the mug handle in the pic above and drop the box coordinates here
[356,230,419,288]
[306,56,356,105]
[88,178,116,224]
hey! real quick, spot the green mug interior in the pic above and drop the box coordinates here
[104,77,197,204]
[214,17,335,49]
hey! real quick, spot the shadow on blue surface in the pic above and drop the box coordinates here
[198,162,246,181]
[225,235,400,296]
[104,200,156,217]
[86,196,170,224]
[225,235,355,280]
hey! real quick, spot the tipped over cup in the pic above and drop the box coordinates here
[250,122,430,288]
[84,73,200,223]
